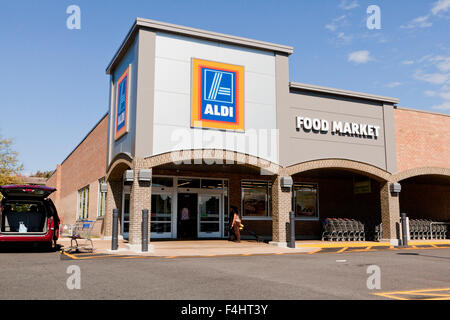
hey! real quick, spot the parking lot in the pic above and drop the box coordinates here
[1,245,449,300]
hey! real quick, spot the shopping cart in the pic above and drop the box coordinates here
[66,220,96,253]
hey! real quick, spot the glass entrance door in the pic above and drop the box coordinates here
[121,192,130,240]
[177,193,198,239]
[198,194,221,238]
[151,193,173,238]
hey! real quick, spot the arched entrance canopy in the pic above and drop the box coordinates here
[393,167,450,182]
[106,153,133,181]
[143,149,282,175]
[285,159,391,182]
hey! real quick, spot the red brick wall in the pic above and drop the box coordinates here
[46,164,60,208]
[46,115,108,230]
[58,116,108,199]
[395,108,450,172]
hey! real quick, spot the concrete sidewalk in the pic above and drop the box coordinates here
[58,238,316,257]
[295,239,450,248]
[58,238,450,258]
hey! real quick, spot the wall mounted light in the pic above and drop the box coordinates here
[390,182,401,194]
[138,169,152,182]
[123,170,134,184]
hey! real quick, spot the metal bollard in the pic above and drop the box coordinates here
[289,211,296,248]
[142,209,149,252]
[401,212,408,247]
[112,208,119,251]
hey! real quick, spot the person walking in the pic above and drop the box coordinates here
[229,205,242,243]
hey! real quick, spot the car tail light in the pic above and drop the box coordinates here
[48,216,54,230]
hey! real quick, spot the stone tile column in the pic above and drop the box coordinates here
[104,179,122,238]
[128,158,152,250]
[270,174,292,247]
[380,181,401,245]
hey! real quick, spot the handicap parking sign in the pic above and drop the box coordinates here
[192,59,244,131]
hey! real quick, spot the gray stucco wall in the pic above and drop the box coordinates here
[276,53,397,172]
[107,35,139,165]
[105,26,398,173]
[134,29,156,158]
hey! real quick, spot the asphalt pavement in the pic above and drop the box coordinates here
[1,245,449,300]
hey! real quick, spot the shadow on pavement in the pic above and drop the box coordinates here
[397,251,450,260]
[0,242,61,253]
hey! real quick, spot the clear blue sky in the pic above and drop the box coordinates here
[0,0,449,174]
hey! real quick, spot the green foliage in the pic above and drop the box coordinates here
[32,170,54,179]
[0,135,24,186]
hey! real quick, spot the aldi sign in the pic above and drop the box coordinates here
[192,59,244,131]
[114,66,130,140]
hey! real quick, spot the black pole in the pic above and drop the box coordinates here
[288,185,296,248]
[289,211,296,248]
[142,209,149,252]
[112,208,119,251]
[401,212,408,247]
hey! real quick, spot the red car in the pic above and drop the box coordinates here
[0,185,60,250]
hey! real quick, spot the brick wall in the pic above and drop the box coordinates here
[395,108,450,172]
[46,115,108,236]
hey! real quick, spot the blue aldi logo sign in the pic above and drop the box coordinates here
[192,59,244,131]
[114,66,130,140]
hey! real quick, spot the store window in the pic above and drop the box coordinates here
[78,185,89,220]
[201,179,224,189]
[294,183,319,218]
[177,178,200,188]
[152,177,173,188]
[241,181,271,217]
[97,178,106,217]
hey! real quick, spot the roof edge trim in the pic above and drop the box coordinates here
[290,82,399,104]
[106,18,293,74]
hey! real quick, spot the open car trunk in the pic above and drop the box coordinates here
[0,185,57,235]
[1,200,48,234]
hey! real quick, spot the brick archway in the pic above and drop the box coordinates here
[104,153,132,239]
[285,158,392,182]
[394,167,450,224]
[143,149,282,174]
[106,153,133,181]
[393,167,450,182]
[285,158,400,241]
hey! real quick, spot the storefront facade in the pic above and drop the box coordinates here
[47,18,450,248]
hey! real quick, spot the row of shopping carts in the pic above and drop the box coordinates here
[409,219,448,240]
[321,218,382,242]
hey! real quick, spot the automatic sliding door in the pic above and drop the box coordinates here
[198,194,221,238]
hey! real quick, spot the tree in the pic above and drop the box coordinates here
[32,170,54,179]
[0,135,24,186]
